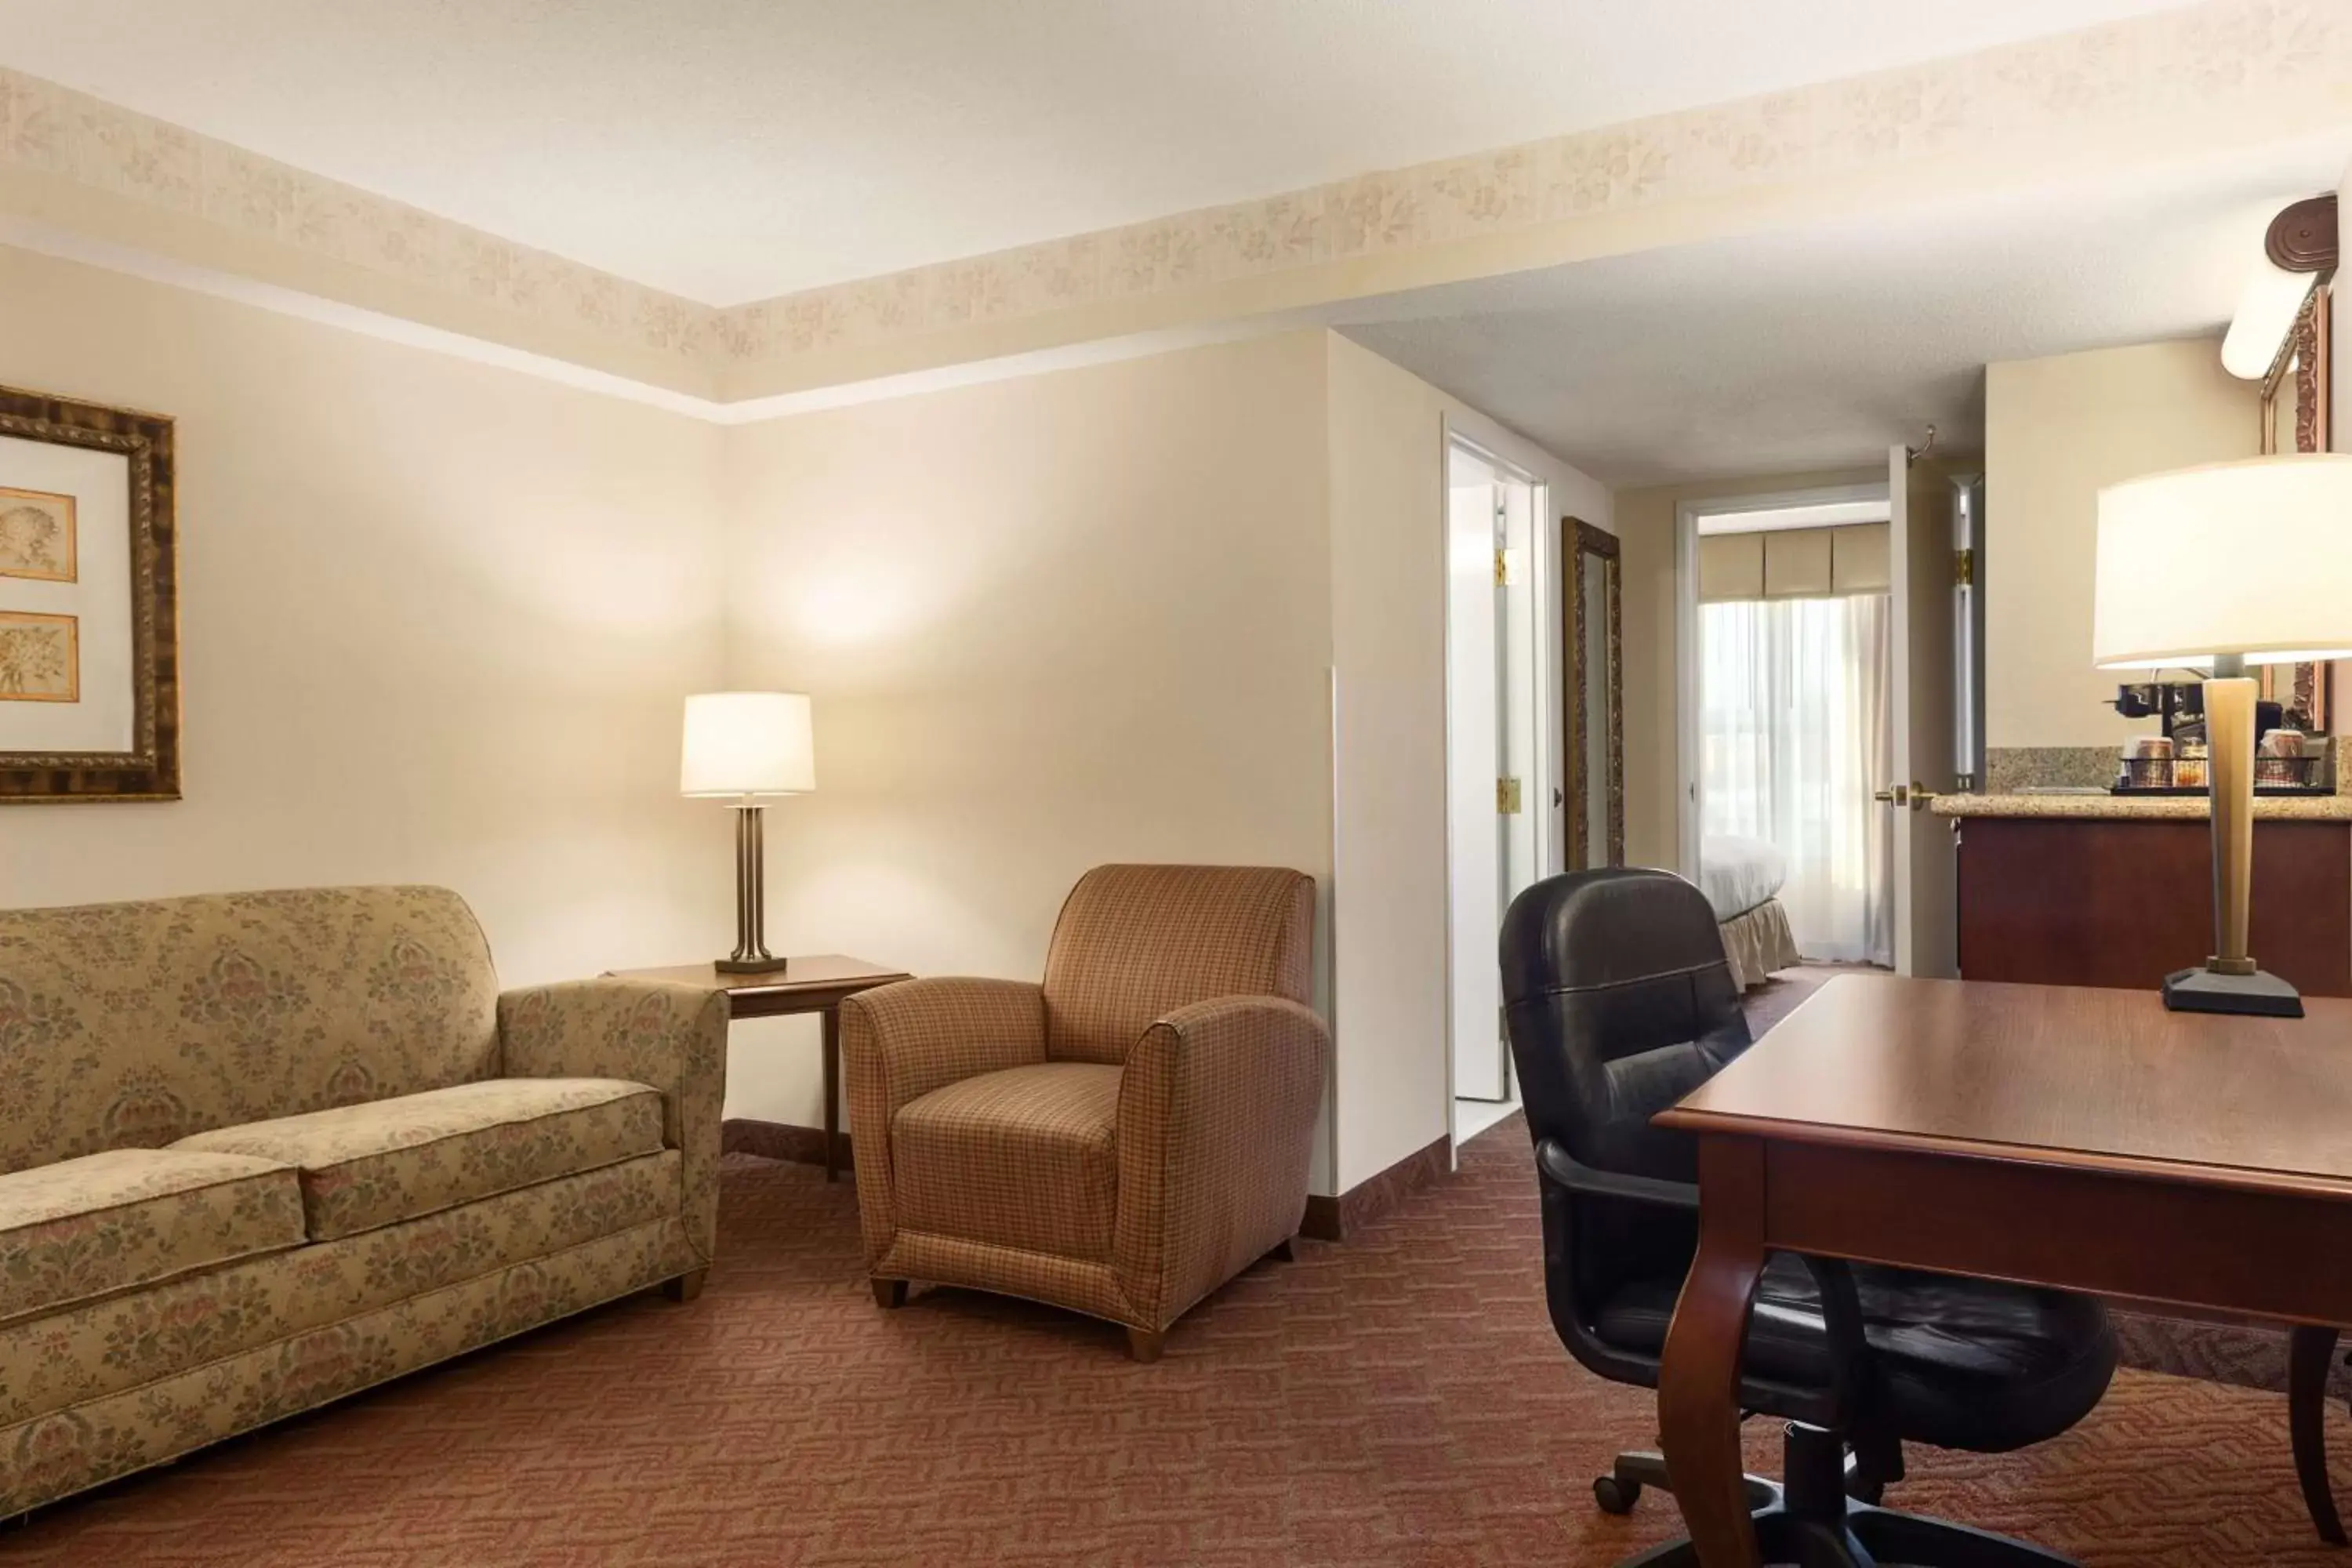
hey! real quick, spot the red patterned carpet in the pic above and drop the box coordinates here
[5,1124,2347,1566]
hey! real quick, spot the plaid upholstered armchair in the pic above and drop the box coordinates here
[842,864,1328,1360]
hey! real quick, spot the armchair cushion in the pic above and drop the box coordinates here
[1044,866,1313,1064]
[893,1063,1122,1260]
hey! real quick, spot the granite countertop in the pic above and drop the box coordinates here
[1931,791,2352,821]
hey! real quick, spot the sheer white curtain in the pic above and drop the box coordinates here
[1700,594,1893,964]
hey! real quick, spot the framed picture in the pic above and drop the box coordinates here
[0,385,179,802]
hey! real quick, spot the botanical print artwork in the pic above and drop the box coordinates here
[0,612,77,702]
[0,488,75,583]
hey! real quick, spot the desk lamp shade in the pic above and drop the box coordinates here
[2092,456,2352,1017]
[681,692,815,975]
[681,691,815,797]
[2094,456,2352,672]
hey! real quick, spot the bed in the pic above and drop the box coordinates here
[1699,834,1802,990]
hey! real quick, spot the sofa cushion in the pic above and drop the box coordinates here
[892,1063,1122,1260]
[172,1078,664,1241]
[0,1148,305,1327]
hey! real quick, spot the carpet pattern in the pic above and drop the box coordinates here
[5,1126,2348,1566]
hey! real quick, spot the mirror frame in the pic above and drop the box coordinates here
[2258,282,2335,732]
[1564,515,1624,869]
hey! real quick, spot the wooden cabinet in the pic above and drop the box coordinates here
[1955,815,2352,996]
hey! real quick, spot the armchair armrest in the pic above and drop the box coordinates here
[1113,995,1329,1330]
[840,977,1047,1268]
[498,978,730,1265]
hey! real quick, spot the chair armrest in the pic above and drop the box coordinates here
[1114,995,1329,1330]
[498,978,730,1265]
[1535,1138,1700,1212]
[840,977,1047,1269]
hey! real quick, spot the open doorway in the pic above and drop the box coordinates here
[1444,435,1544,1147]
[1679,485,1897,986]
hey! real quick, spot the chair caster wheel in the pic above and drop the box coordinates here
[1594,1475,1642,1515]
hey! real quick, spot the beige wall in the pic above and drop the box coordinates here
[0,243,731,985]
[1985,338,2259,749]
[720,328,1608,1196]
[1322,334,1607,1189]
[1610,466,1886,871]
[720,332,1339,1170]
[0,255,1609,1201]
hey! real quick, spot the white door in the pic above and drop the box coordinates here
[1887,445,1959,977]
[1446,446,1509,1102]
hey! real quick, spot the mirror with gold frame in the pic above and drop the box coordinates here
[1564,516,1623,869]
[2259,283,2333,733]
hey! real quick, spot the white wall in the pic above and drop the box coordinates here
[0,244,730,985]
[0,260,1610,1202]
[1323,333,1607,1189]
[719,328,1607,1197]
[720,331,1338,1174]
[1984,337,2259,750]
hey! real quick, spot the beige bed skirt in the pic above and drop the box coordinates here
[1719,898,1802,990]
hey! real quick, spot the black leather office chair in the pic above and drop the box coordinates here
[1501,867,2119,1568]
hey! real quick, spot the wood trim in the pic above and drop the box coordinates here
[722,1116,845,1168]
[1300,1134,1450,1242]
[731,1116,1455,1237]
[2267,193,2339,274]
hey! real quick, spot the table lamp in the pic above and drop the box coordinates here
[681,691,815,975]
[2093,455,2352,1016]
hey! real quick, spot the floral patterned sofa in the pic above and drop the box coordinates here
[0,885,726,1517]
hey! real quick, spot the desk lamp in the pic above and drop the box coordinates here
[2093,456,2352,1016]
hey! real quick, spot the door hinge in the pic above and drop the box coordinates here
[1497,777,1523,814]
[1494,548,1521,587]
[1953,547,1975,586]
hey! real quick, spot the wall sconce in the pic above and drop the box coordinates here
[2223,194,2337,381]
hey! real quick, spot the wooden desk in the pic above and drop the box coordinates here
[610,957,911,1182]
[1654,974,2352,1567]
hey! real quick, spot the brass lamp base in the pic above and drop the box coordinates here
[2175,668,2303,1018]
[2162,964,2303,1018]
[715,802,789,977]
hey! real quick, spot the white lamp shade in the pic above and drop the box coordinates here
[680,691,815,797]
[2093,455,2352,670]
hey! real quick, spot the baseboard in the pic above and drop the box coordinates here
[721,1117,844,1167]
[1300,1134,1451,1243]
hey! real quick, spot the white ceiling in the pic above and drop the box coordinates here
[1336,135,2352,488]
[0,0,2196,305]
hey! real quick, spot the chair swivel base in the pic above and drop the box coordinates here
[1603,1424,2075,1568]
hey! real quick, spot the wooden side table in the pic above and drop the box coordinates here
[608,956,911,1181]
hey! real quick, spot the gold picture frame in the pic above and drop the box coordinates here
[0,384,179,802]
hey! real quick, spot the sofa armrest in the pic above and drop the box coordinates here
[840,977,1048,1268]
[1113,995,1329,1330]
[498,978,730,1265]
